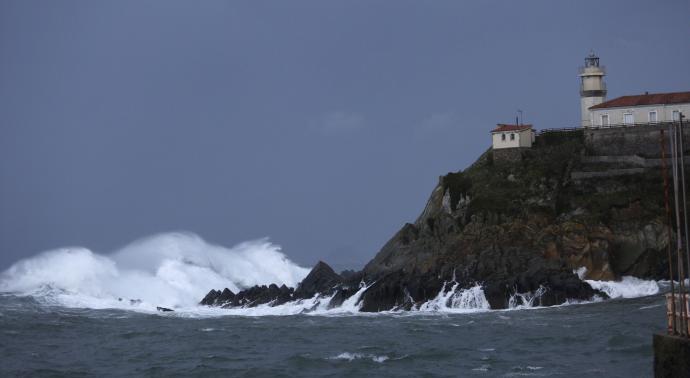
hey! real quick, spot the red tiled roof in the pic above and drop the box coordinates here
[491,124,533,133]
[590,91,690,110]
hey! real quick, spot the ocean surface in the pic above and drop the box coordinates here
[0,233,669,377]
[0,292,666,377]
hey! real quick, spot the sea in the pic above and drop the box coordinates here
[0,232,670,377]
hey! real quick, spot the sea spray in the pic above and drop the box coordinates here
[585,276,659,299]
[574,267,660,299]
[508,285,547,309]
[0,232,310,310]
[418,282,490,313]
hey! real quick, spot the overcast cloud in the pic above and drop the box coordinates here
[1,0,689,271]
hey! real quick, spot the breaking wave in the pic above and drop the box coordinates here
[417,282,490,313]
[0,236,665,317]
[508,285,547,309]
[585,276,660,299]
[574,267,660,299]
[328,352,390,363]
[0,232,310,311]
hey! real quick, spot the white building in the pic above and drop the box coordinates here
[588,92,690,127]
[491,124,535,150]
[579,51,690,128]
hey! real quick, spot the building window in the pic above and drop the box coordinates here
[673,110,681,121]
[649,111,657,123]
[624,113,634,125]
[510,133,515,141]
[601,114,609,126]
[501,134,506,141]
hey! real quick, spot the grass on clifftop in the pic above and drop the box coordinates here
[440,130,665,223]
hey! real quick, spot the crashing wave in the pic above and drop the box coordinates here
[417,282,491,313]
[585,276,659,299]
[0,232,310,311]
[573,267,660,299]
[508,285,547,309]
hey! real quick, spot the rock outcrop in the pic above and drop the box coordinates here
[202,131,675,312]
[356,132,671,311]
[294,261,343,298]
[200,261,355,309]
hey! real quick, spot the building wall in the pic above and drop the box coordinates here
[585,122,690,157]
[589,103,690,127]
[581,95,606,127]
[520,130,536,147]
[492,129,534,150]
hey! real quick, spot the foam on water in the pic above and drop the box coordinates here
[0,236,665,317]
[417,282,491,313]
[0,232,310,312]
[328,352,389,363]
[508,285,547,309]
[575,267,660,299]
[585,276,659,299]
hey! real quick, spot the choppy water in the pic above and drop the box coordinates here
[0,293,665,377]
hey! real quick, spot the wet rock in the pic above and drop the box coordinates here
[199,135,670,312]
[200,289,220,306]
[217,288,235,304]
[294,261,343,299]
[327,286,361,309]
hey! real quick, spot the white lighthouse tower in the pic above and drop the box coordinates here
[579,51,607,127]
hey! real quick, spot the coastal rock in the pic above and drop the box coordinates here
[358,133,669,311]
[200,290,221,305]
[294,261,343,299]
[202,132,672,312]
[200,262,345,309]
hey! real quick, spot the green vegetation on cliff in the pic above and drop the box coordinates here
[360,131,672,311]
[444,131,664,224]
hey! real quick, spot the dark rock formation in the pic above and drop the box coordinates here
[200,288,235,306]
[200,289,220,305]
[200,262,345,309]
[201,132,672,312]
[357,132,670,311]
[294,261,343,298]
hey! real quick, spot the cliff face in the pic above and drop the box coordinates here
[201,131,677,312]
[359,132,671,311]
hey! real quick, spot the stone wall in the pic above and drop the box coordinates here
[585,123,690,157]
[492,148,526,163]
[571,168,646,180]
[653,333,690,377]
[581,155,690,167]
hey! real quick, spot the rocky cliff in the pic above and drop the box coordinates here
[202,131,677,312]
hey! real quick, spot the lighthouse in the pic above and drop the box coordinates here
[579,51,607,127]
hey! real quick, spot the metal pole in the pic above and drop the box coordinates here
[661,127,677,334]
[672,122,688,336]
[678,113,690,332]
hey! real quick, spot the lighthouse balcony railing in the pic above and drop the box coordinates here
[578,65,607,75]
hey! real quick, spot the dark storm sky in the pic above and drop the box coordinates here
[1,0,689,271]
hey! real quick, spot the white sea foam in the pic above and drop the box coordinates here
[328,352,389,363]
[0,232,310,312]
[508,286,547,309]
[417,282,491,313]
[0,234,665,317]
[585,276,659,299]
